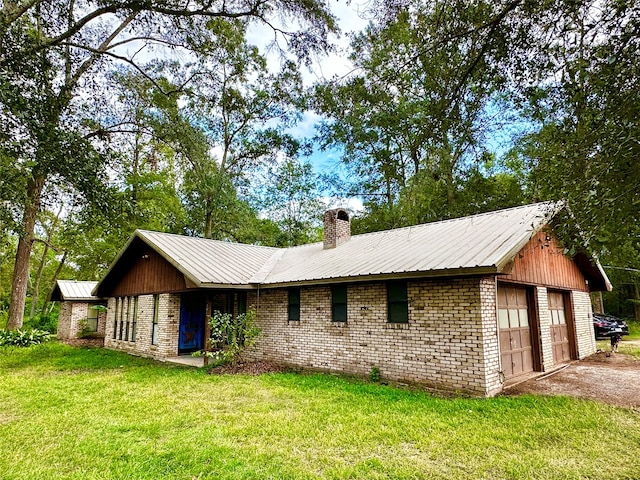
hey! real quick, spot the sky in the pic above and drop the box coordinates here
[246,1,372,211]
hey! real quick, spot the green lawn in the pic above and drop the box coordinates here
[1,343,639,479]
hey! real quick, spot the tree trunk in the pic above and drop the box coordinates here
[29,241,50,320]
[6,176,45,330]
[41,250,67,317]
[205,199,213,239]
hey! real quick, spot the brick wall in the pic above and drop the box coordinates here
[57,301,106,344]
[248,277,501,396]
[479,277,502,396]
[104,293,181,359]
[572,290,596,359]
[534,287,554,371]
[57,302,73,339]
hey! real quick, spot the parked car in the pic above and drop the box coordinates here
[593,313,629,339]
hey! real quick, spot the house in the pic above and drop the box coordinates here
[51,280,107,346]
[93,202,611,396]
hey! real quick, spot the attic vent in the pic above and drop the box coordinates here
[323,208,351,249]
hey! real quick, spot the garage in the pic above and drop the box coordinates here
[498,285,535,379]
[548,290,572,363]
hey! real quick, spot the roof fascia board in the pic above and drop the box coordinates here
[495,203,561,273]
[92,232,143,296]
[136,231,203,289]
[255,266,499,289]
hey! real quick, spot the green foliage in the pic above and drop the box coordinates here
[23,311,57,334]
[204,308,260,365]
[0,329,51,347]
[255,157,324,246]
[314,1,528,232]
[369,366,381,382]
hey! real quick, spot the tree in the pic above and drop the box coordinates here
[256,157,323,246]
[314,1,517,230]
[1,0,337,329]
[181,32,308,239]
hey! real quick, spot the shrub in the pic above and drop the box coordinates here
[25,311,58,333]
[194,308,260,365]
[0,329,52,347]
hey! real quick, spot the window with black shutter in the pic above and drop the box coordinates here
[288,288,300,321]
[387,281,409,323]
[331,285,347,322]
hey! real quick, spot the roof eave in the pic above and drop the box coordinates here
[494,203,563,274]
[256,266,500,289]
[93,230,204,296]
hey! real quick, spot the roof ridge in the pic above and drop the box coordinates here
[136,229,280,250]
[347,202,558,241]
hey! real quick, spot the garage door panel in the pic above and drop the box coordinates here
[498,285,535,380]
[549,291,572,364]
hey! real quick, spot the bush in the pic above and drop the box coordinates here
[25,311,58,333]
[195,309,260,365]
[0,329,52,347]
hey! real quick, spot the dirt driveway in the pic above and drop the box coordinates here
[506,343,640,410]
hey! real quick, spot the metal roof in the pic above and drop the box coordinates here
[95,202,611,292]
[53,280,101,301]
[135,230,279,287]
[255,202,561,285]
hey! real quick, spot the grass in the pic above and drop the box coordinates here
[1,344,639,479]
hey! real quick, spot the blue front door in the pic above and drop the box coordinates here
[179,293,205,353]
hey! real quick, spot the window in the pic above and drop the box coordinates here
[331,285,347,322]
[238,292,247,315]
[112,298,120,339]
[288,288,300,321]
[86,305,99,332]
[118,296,125,340]
[387,281,409,323]
[151,294,159,345]
[124,297,130,341]
[131,296,138,343]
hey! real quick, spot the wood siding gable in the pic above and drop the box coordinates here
[501,230,588,292]
[105,239,187,296]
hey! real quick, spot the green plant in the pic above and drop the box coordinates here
[370,366,381,382]
[198,308,260,365]
[24,311,58,333]
[0,328,52,347]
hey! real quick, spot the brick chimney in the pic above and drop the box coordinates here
[323,208,351,249]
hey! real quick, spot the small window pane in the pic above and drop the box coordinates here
[519,309,529,327]
[332,285,347,322]
[509,309,519,328]
[558,310,566,325]
[238,292,247,315]
[288,303,300,321]
[498,309,509,329]
[388,281,408,302]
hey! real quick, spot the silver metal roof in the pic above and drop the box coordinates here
[136,230,279,287]
[98,202,612,292]
[255,202,560,285]
[54,280,100,301]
